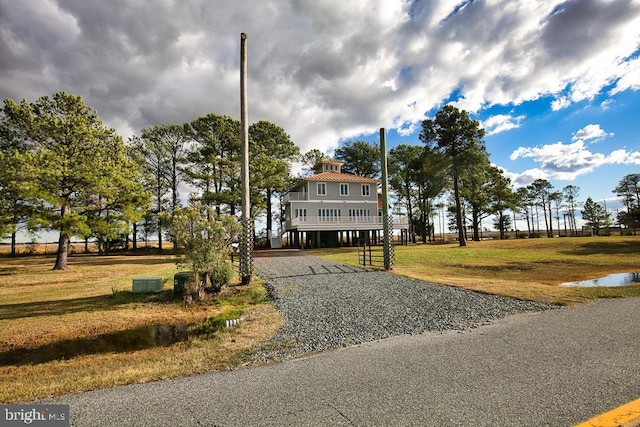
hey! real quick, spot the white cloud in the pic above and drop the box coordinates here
[551,96,571,111]
[510,139,640,183]
[571,124,613,143]
[482,114,525,136]
[609,148,640,165]
[610,56,640,95]
[509,167,548,188]
[600,99,614,110]
[539,0,640,107]
[0,0,639,155]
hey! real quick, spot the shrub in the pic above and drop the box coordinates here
[168,205,241,302]
[208,262,235,293]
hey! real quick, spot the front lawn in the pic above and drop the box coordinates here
[312,236,640,305]
[0,254,282,403]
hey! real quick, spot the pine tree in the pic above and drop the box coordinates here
[420,105,486,246]
[3,92,146,269]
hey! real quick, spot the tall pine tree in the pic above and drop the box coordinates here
[4,92,146,269]
[420,105,486,246]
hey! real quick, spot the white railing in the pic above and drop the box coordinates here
[287,215,408,229]
[283,192,308,202]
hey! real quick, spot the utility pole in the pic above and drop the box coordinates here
[240,33,252,284]
[380,128,393,270]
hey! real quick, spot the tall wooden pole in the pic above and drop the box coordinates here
[240,33,252,284]
[380,128,393,270]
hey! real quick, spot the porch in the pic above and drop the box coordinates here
[285,215,409,232]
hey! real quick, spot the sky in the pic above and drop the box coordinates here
[1,0,640,231]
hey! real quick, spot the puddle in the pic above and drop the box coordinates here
[0,323,196,366]
[560,272,640,287]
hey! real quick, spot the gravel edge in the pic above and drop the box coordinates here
[246,252,555,363]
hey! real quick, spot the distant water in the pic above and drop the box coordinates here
[560,272,640,287]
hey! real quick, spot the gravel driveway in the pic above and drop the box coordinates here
[251,249,554,360]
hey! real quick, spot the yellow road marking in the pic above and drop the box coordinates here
[575,397,640,427]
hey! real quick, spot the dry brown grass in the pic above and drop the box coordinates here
[0,305,281,403]
[312,236,640,305]
[4,236,639,402]
[0,253,282,403]
[0,242,164,257]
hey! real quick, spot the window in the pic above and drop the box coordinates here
[361,184,370,196]
[318,208,341,222]
[348,208,371,222]
[317,182,326,195]
[294,208,307,221]
[340,183,349,196]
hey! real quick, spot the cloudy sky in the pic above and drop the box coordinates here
[1,0,639,211]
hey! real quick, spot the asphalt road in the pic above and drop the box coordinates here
[48,297,640,426]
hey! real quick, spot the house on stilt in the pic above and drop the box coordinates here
[281,159,409,248]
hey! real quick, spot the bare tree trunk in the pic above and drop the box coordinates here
[156,180,164,251]
[405,180,415,244]
[10,231,16,257]
[53,205,71,270]
[53,232,70,270]
[158,222,163,252]
[548,201,554,237]
[524,208,531,237]
[132,222,138,251]
[541,203,550,237]
[266,188,272,248]
[472,208,481,241]
[453,176,466,247]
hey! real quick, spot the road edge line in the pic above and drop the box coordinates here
[574,397,640,427]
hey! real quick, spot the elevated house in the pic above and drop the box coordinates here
[282,159,408,248]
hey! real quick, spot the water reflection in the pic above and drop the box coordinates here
[560,272,640,287]
[0,323,194,366]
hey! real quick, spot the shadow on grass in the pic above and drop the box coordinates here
[0,322,196,366]
[0,267,18,276]
[0,291,180,320]
[0,254,174,271]
[66,254,175,267]
[454,263,536,273]
[561,241,640,256]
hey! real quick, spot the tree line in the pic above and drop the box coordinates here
[2,93,638,267]
[0,92,298,268]
[318,106,639,245]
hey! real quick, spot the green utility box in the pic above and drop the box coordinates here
[173,271,195,295]
[132,277,163,293]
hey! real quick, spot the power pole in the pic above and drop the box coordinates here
[240,33,252,284]
[380,128,393,270]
